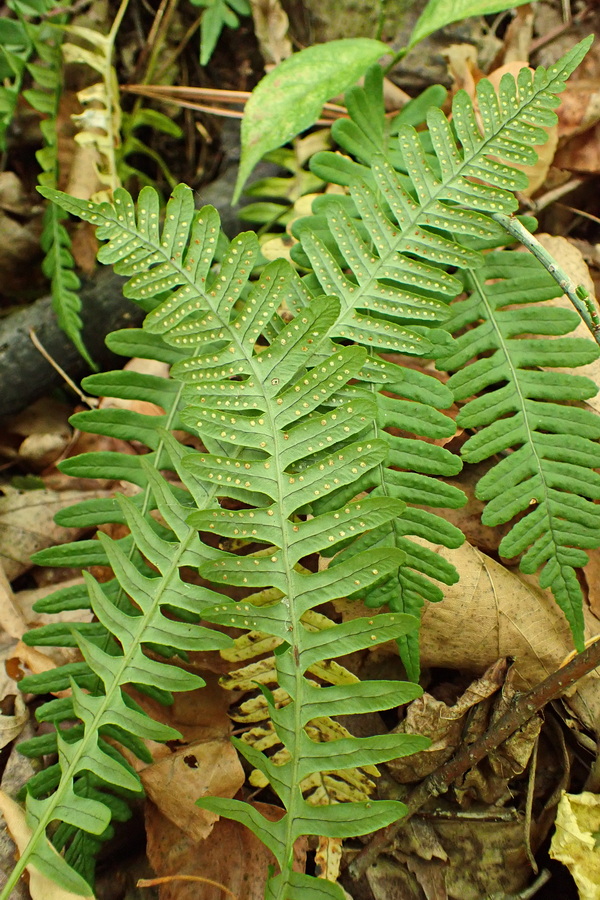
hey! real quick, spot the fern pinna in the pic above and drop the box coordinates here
[3,36,593,900]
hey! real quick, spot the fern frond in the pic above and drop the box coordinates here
[218,597,383,803]
[14,455,233,893]
[438,251,600,648]
[289,40,591,669]
[173,298,428,899]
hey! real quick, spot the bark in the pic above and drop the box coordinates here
[0,270,135,418]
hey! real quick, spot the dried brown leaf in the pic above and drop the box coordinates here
[140,739,244,842]
[550,791,600,900]
[0,485,112,580]
[145,800,306,900]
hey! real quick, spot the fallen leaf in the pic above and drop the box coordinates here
[500,3,533,64]
[0,398,72,471]
[315,836,343,883]
[140,739,245,842]
[388,658,508,783]
[145,800,306,900]
[556,80,600,143]
[0,563,28,639]
[8,640,76,695]
[0,694,28,750]
[550,791,600,900]
[0,791,93,900]
[418,541,578,688]
[443,43,481,97]
[0,173,43,296]
[0,485,111,580]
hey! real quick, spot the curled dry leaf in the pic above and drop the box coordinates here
[249,0,292,67]
[388,658,508,783]
[0,563,27,640]
[0,694,28,750]
[8,640,75,695]
[550,791,600,900]
[417,540,600,733]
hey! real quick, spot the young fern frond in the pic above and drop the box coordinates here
[438,252,600,649]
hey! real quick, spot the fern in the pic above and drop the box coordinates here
[189,0,251,66]
[296,43,596,665]
[0,0,97,366]
[34,38,96,369]
[180,299,428,900]
[4,38,593,899]
[437,251,600,648]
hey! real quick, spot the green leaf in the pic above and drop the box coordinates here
[233,38,389,201]
[408,0,533,49]
[200,0,226,66]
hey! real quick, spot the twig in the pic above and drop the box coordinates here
[28,328,98,408]
[349,637,600,880]
[138,875,238,898]
[492,211,600,346]
[529,5,592,53]
[528,177,584,213]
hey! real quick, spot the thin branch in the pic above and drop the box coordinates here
[349,637,600,880]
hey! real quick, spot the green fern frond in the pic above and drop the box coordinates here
[190,0,251,67]
[14,457,233,893]
[289,39,591,669]
[217,597,384,803]
[174,298,428,899]
[438,251,600,648]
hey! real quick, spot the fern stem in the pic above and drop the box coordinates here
[492,211,600,345]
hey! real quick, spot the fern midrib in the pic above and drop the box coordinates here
[467,267,560,561]
[274,414,304,897]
